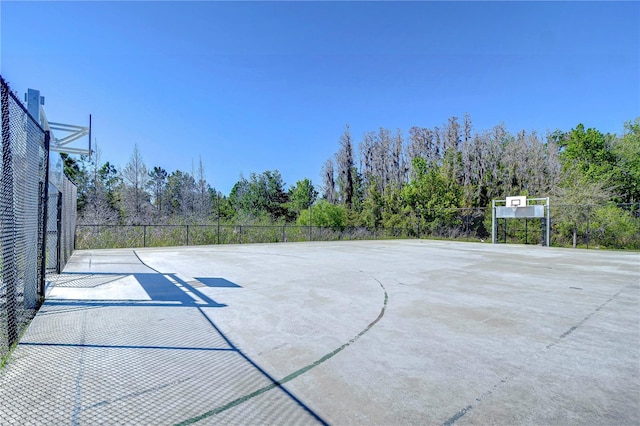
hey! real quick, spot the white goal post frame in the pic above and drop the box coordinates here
[491,197,550,247]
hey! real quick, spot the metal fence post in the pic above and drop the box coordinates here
[143,225,147,248]
[466,210,470,241]
[309,204,312,242]
[586,204,591,249]
[491,201,496,244]
[56,194,62,274]
[217,193,220,245]
[186,225,189,246]
[546,197,551,247]
[38,181,47,297]
[38,131,51,298]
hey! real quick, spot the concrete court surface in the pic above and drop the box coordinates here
[0,239,638,425]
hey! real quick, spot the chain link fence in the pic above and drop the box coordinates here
[550,203,640,249]
[0,75,77,361]
[76,203,639,250]
[0,76,49,358]
[46,175,77,273]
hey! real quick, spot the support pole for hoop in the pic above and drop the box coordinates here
[491,200,496,244]
[546,197,550,247]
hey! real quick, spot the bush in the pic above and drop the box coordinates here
[590,205,640,249]
[297,200,347,230]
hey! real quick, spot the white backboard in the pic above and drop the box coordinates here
[505,196,527,207]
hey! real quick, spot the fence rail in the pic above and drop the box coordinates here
[76,203,640,251]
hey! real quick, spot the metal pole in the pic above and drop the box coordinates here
[491,200,496,244]
[309,204,312,242]
[143,225,147,248]
[186,225,189,246]
[217,192,220,245]
[466,209,470,241]
[88,114,92,154]
[546,197,550,247]
[56,191,62,274]
[39,131,51,298]
[586,205,590,249]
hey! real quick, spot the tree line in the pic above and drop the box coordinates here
[66,114,639,247]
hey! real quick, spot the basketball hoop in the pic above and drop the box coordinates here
[492,196,551,247]
[506,195,526,208]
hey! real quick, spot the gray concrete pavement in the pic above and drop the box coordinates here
[0,240,638,425]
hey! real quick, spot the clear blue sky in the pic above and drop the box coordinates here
[2,1,638,194]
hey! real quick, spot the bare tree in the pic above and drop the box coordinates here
[390,128,406,189]
[406,127,426,173]
[195,156,211,220]
[180,172,196,219]
[335,125,355,207]
[78,144,119,224]
[433,126,442,165]
[373,127,391,195]
[120,144,150,224]
[406,127,438,175]
[460,128,505,206]
[463,113,473,145]
[502,130,525,194]
[321,158,337,203]
[442,116,462,183]
[444,116,461,153]
[147,166,167,219]
[360,131,376,180]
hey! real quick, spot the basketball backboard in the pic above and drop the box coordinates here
[506,196,527,207]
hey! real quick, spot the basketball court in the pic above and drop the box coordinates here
[0,239,638,425]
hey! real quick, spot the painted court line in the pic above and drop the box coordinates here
[170,274,226,307]
[131,250,326,424]
[175,276,388,425]
[175,307,329,426]
[165,274,208,305]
